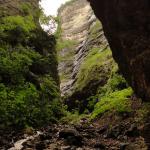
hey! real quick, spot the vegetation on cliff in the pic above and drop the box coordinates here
[0,1,63,129]
[1,0,150,149]
[56,4,134,127]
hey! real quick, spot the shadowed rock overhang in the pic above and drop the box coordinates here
[88,0,150,100]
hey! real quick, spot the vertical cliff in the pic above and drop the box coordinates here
[57,0,128,112]
[88,0,150,101]
[1,0,150,149]
[57,0,96,96]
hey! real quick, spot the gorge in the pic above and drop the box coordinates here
[0,0,150,149]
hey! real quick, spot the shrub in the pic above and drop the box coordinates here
[60,110,89,125]
[91,88,133,119]
[20,2,32,15]
[75,48,112,91]
[0,15,35,46]
[0,46,40,85]
[0,45,62,129]
[0,81,62,129]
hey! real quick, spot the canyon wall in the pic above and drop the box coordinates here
[57,0,125,111]
[0,0,39,17]
[88,0,150,101]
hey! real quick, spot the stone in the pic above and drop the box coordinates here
[39,133,52,141]
[61,146,71,150]
[94,143,105,149]
[120,143,129,150]
[88,0,150,101]
[65,135,82,146]
[59,128,83,146]
[125,124,139,137]
[35,142,46,150]
[58,0,109,102]
[106,125,123,138]
[59,128,79,138]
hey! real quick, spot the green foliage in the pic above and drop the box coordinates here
[0,81,62,128]
[0,83,39,128]
[86,63,129,113]
[0,15,35,46]
[0,11,62,129]
[61,110,89,125]
[1,15,35,33]
[89,21,102,39]
[56,39,77,52]
[75,48,112,91]
[39,8,55,26]
[0,46,40,85]
[20,2,32,15]
[91,88,133,119]
[0,45,62,129]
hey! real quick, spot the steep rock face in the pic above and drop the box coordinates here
[57,0,119,111]
[88,0,150,101]
[58,0,97,96]
[0,0,39,17]
[58,0,95,42]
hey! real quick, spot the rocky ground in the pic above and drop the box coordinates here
[1,100,148,150]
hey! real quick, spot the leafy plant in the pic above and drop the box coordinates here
[75,48,112,91]
[0,8,62,129]
[0,15,35,46]
[91,88,133,119]
[20,2,32,15]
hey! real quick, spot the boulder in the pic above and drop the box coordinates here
[59,128,83,146]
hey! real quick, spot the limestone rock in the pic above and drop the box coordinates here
[58,0,110,102]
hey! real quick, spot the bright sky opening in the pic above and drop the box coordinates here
[40,0,70,16]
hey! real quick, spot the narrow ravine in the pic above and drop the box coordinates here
[0,0,150,150]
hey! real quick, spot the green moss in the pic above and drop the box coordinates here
[56,39,77,52]
[20,2,32,15]
[0,45,62,128]
[91,88,133,119]
[0,8,62,129]
[97,65,128,97]
[61,110,89,125]
[89,20,102,39]
[1,15,35,32]
[85,61,129,112]
[75,48,112,91]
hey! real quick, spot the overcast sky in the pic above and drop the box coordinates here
[40,0,70,16]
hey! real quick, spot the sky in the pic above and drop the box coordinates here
[40,0,70,16]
